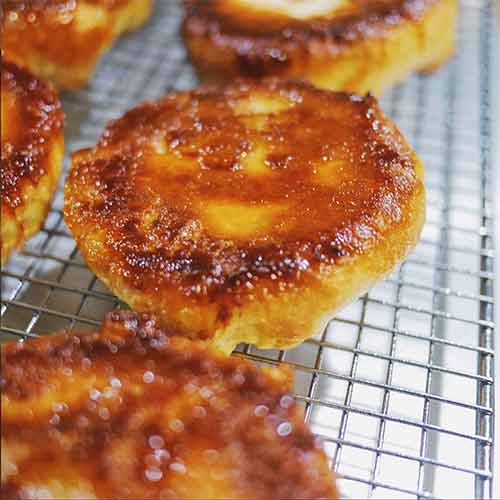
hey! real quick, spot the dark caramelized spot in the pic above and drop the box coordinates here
[1,311,338,499]
[1,60,63,211]
[65,79,421,301]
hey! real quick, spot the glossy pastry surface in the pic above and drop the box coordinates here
[1,60,64,263]
[65,79,425,352]
[182,0,457,95]
[2,0,154,89]
[1,311,338,499]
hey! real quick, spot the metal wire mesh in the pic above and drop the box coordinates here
[0,0,495,498]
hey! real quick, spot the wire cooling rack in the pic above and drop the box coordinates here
[0,1,496,498]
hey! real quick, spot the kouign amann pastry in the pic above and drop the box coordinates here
[182,0,457,95]
[2,0,154,90]
[1,311,338,499]
[1,60,64,263]
[64,79,425,353]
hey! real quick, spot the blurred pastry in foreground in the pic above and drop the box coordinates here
[1,60,64,264]
[2,0,154,90]
[64,79,425,354]
[1,311,338,500]
[182,0,457,95]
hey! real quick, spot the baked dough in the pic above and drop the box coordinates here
[1,60,64,264]
[2,0,154,90]
[182,0,457,95]
[64,79,425,353]
[1,311,338,499]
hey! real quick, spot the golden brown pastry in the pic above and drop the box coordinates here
[64,79,425,353]
[1,60,64,264]
[1,311,338,500]
[2,0,154,90]
[182,0,457,95]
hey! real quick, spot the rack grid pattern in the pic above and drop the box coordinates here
[0,1,495,498]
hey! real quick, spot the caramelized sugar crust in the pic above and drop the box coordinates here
[65,79,425,350]
[2,0,154,89]
[1,60,64,263]
[1,311,338,499]
[66,79,421,295]
[184,0,438,41]
[182,0,457,95]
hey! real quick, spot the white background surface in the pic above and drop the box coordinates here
[492,126,498,495]
[492,5,499,495]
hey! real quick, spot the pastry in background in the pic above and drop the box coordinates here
[1,60,64,264]
[1,311,339,500]
[182,0,457,95]
[65,79,425,353]
[2,0,154,90]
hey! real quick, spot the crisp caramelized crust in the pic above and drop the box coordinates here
[182,0,457,95]
[64,79,425,353]
[1,60,64,264]
[1,311,338,500]
[2,0,154,90]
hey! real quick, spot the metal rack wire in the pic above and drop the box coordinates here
[0,0,495,498]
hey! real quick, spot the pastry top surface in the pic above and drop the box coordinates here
[183,0,440,45]
[65,79,422,302]
[2,0,138,66]
[1,311,337,499]
[1,59,63,212]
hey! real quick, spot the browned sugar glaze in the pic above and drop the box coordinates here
[65,79,421,301]
[183,0,439,72]
[1,59,63,212]
[1,312,338,499]
[2,0,133,67]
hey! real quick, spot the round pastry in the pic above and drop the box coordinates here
[64,79,425,353]
[1,60,64,264]
[182,0,457,95]
[2,0,154,90]
[1,311,338,500]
